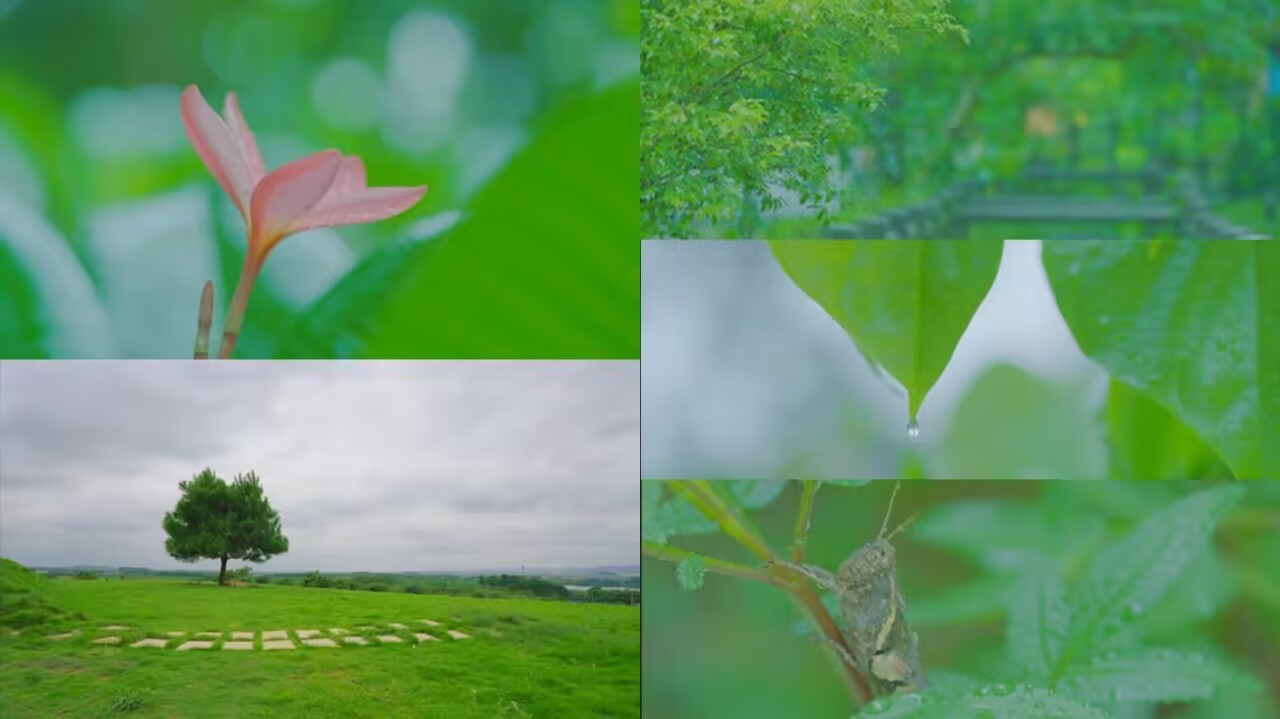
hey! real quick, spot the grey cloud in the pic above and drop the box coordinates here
[0,360,638,572]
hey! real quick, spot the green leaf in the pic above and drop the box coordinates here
[646,486,718,543]
[938,364,1107,479]
[1043,240,1280,478]
[911,499,1106,573]
[1007,566,1070,681]
[362,80,639,359]
[0,188,112,358]
[723,480,788,509]
[1054,485,1245,675]
[769,240,1004,422]
[1104,380,1232,480]
[1058,649,1240,705]
[907,573,1016,628]
[857,682,1109,719]
[962,685,1109,718]
[676,555,706,591]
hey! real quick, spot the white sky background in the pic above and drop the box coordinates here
[0,361,638,573]
[641,240,1108,477]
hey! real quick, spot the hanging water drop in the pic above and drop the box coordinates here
[907,418,920,439]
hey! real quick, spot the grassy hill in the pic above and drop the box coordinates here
[0,559,638,717]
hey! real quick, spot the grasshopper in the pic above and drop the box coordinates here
[776,482,925,697]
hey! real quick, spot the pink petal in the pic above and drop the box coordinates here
[180,85,253,218]
[222,93,266,187]
[290,186,427,233]
[248,150,342,261]
[328,156,367,196]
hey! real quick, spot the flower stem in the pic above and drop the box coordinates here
[193,281,214,360]
[218,258,260,359]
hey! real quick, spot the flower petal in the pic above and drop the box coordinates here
[290,185,427,233]
[249,150,341,261]
[328,155,367,196]
[180,85,254,218]
[222,93,266,187]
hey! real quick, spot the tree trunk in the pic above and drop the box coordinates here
[218,556,228,586]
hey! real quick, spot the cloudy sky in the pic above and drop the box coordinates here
[0,361,637,573]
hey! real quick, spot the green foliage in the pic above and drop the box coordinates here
[643,481,1277,718]
[1043,240,1280,478]
[763,239,1277,478]
[641,0,964,236]
[770,240,1003,423]
[162,468,289,583]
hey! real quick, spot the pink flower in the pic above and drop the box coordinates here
[179,85,427,358]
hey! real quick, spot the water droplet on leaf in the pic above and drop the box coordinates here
[907,419,920,439]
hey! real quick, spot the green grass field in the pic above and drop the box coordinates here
[0,560,638,718]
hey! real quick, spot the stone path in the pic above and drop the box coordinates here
[60,620,478,652]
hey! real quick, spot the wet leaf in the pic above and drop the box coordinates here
[769,240,1003,422]
[1043,240,1280,478]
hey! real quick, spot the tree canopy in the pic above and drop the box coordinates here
[162,468,289,586]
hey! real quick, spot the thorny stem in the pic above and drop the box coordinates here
[218,257,261,360]
[652,480,873,706]
[193,281,214,360]
[792,480,820,563]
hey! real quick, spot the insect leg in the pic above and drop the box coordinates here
[769,559,841,593]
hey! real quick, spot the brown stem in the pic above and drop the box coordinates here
[193,281,214,360]
[218,258,260,360]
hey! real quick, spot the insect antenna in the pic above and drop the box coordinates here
[877,480,902,540]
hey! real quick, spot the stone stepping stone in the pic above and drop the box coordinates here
[417,619,442,627]
[261,630,289,640]
[47,630,80,640]
[230,632,254,640]
[447,630,471,640]
[194,632,222,638]
[413,633,438,642]
[92,636,122,645]
[327,628,349,635]
[101,625,132,631]
[376,635,403,644]
[302,638,337,648]
[263,640,295,651]
[222,641,254,651]
[165,632,186,637]
[176,640,214,651]
[387,623,408,629]
[343,636,368,645]
[131,638,168,648]
[356,625,377,631]
[295,629,322,639]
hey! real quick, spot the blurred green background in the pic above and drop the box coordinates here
[642,480,1280,718]
[0,0,639,358]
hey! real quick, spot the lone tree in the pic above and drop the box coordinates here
[163,469,289,586]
